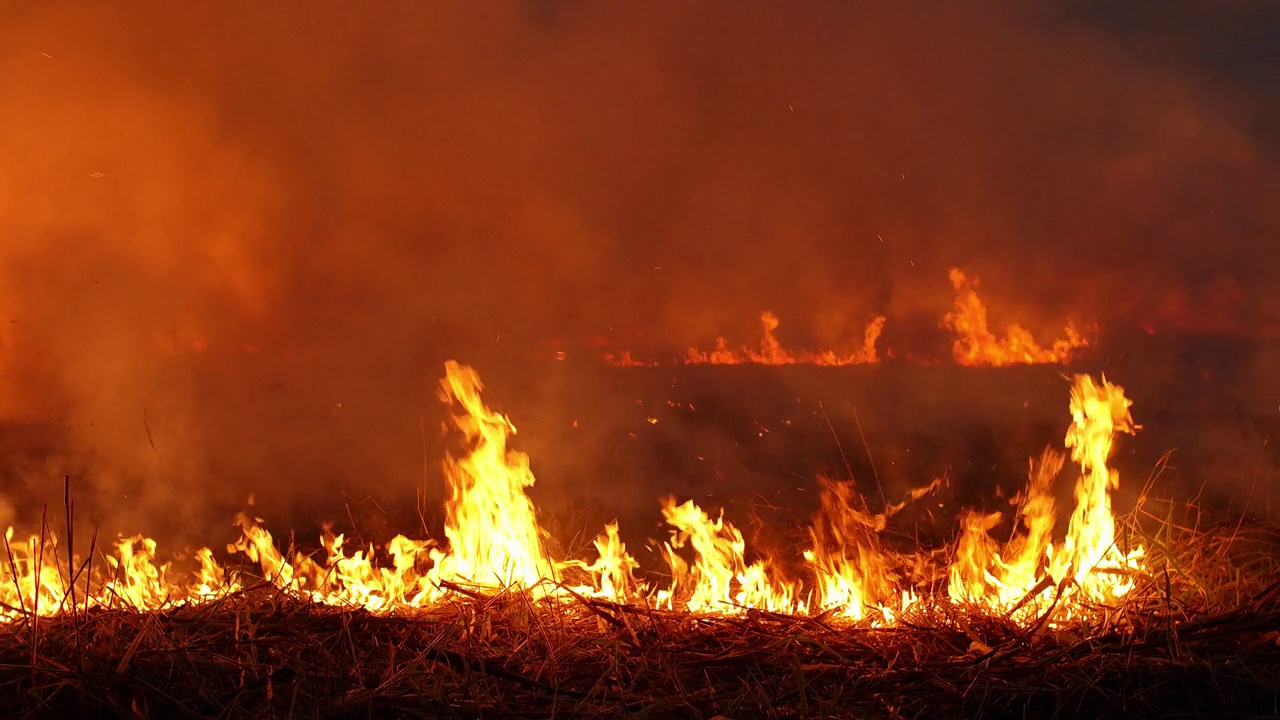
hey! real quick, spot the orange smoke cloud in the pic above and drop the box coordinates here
[0,1,1273,532]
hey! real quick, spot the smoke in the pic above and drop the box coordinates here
[0,1,1275,537]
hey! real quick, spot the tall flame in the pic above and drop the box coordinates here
[948,375,1144,620]
[223,361,636,608]
[948,450,1061,614]
[804,477,892,620]
[1052,374,1144,602]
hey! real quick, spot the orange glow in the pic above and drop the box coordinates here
[943,268,1088,367]
[656,497,800,614]
[602,350,657,367]
[602,269,1091,367]
[685,311,885,366]
[948,376,1144,622]
[1053,375,1145,604]
[0,365,1145,629]
[605,311,885,367]
[803,477,893,621]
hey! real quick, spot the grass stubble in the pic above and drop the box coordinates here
[0,492,1277,719]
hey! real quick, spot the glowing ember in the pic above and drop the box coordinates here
[943,268,1089,367]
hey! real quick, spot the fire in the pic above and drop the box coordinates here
[684,311,885,366]
[605,311,884,367]
[0,526,187,617]
[804,477,893,620]
[1054,375,1144,603]
[0,364,1146,630]
[602,350,656,367]
[943,268,1088,367]
[601,269,1091,366]
[656,497,800,614]
[101,535,172,610]
[429,360,557,591]
[222,361,635,608]
[656,477,938,621]
[574,522,637,600]
[948,376,1144,621]
[948,451,1061,614]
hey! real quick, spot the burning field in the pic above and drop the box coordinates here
[0,359,1277,718]
[2,1,1279,718]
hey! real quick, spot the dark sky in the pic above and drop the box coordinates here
[0,0,1275,533]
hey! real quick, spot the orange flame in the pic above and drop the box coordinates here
[948,450,1061,615]
[656,497,800,614]
[948,376,1144,621]
[223,361,636,607]
[605,311,885,367]
[429,360,557,590]
[943,268,1088,367]
[685,311,885,366]
[1053,375,1144,603]
[601,350,657,367]
[803,477,893,620]
[603,268,1089,367]
[0,366,1144,629]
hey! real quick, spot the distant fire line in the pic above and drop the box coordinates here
[599,267,1089,367]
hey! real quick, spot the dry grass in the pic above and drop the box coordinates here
[1,503,1278,719]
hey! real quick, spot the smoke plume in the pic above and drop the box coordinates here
[0,1,1275,537]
